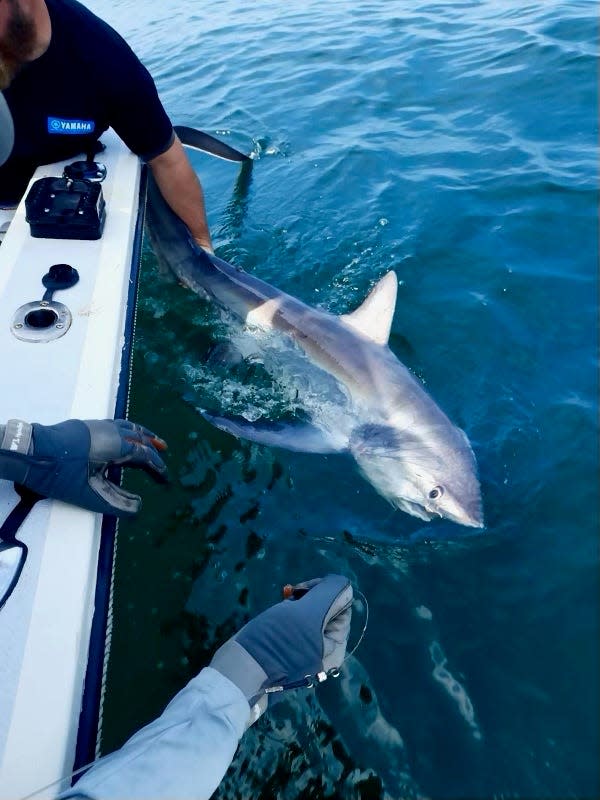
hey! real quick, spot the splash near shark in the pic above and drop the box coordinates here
[145,167,483,529]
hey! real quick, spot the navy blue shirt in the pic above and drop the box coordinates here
[0,0,174,205]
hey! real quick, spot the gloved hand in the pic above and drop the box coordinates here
[210,574,353,724]
[0,418,167,516]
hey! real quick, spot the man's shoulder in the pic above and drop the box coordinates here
[48,0,136,59]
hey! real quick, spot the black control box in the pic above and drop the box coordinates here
[25,176,106,240]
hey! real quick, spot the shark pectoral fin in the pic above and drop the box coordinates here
[340,270,398,346]
[199,411,346,454]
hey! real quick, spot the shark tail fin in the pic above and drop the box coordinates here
[174,125,251,162]
[340,271,398,346]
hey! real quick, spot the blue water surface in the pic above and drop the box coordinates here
[85,1,598,797]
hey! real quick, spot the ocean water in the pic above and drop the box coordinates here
[85,1,598,798]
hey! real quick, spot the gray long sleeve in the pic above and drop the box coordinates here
[59,667,250,800]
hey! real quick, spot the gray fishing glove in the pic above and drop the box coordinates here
[0,418,167,516]
[210,573,353,725]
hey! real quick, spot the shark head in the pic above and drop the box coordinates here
[349,423,484,529]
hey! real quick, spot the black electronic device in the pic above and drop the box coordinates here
[25,176,106,240]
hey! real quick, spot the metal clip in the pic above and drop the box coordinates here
[264,672,328,695]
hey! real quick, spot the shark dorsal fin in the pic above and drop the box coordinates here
[340,270,398,345]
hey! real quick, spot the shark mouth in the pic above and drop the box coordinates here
[394,498,438,522]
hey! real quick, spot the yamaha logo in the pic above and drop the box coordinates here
[47,116,95,134]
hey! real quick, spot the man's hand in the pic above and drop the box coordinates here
[0,418,167,516]
[210,574,353,724]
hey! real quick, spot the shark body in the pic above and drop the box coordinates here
[146,175,483,528]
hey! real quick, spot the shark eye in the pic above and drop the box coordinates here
[429,486,444,500]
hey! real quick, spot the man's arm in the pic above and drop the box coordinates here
[60,575,353,800]
[148,136,213,252]
[60,668,249,800]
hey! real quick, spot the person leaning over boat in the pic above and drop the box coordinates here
[0,0,212,251]
[58,573,353,800]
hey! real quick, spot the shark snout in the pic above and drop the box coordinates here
[439,493,485,530]
[455,508,485,530]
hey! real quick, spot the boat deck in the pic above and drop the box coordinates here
[0,130,143,799]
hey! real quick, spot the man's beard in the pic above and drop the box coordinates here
[0,0,38,89]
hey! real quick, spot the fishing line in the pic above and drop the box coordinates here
[345,587,369,661]
[19,760,97,800]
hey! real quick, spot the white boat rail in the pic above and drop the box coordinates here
[0,128,144,799]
